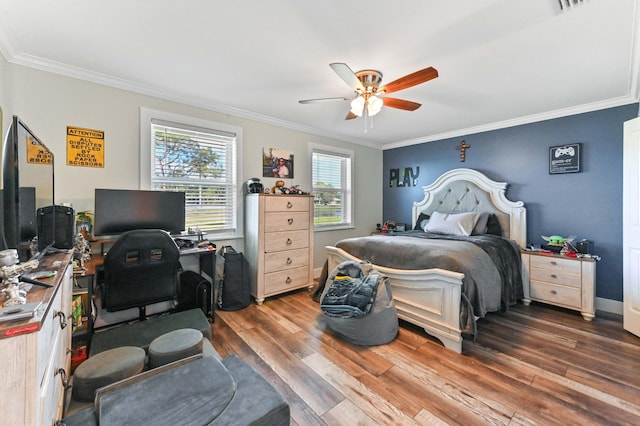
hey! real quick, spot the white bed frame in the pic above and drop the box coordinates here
[326,168,526,353]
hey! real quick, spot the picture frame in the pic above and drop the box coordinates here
[549,143,581,174]
[262,148,294,178]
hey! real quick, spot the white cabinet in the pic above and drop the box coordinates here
[245,194,314,304]
[521,251,595,321]
[0,252,73,425]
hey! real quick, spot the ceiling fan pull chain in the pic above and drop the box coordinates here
[363,108,369,133]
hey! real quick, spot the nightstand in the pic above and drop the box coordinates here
[520,251,596,321]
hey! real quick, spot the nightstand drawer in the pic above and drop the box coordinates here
[530,255,581,274]
[530,267,581,288]
[530,280,581,308]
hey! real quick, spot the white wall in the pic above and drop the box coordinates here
[0,63,382,269]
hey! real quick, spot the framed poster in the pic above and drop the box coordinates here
[67,126,105,168]
[549,143,581,174]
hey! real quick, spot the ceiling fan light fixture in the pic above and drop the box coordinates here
[368,95,383,116]
[350,96,365,116]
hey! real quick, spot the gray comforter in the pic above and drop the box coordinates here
[335,230,523,337]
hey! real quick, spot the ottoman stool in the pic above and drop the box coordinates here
[147,328,204,369]
[72,346,146,402]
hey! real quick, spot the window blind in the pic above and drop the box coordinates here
[312,150,352,227]
[151,121,237,234]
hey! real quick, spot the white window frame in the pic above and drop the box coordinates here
[140,107,243,240]
[309,143,354,231]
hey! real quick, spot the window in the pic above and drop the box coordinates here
[310,144,353,230]
[140,108,243,239]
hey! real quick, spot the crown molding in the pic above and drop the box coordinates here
[382,95,640,150]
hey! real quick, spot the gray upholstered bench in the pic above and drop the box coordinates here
[60,355,290,425]
[65,308,217,417]
[89,308,212,356]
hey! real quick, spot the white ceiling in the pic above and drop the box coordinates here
[0,0,638,149]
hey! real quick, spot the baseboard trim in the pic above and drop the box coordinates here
[595,297,623,315]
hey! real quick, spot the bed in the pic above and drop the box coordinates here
[325,168,526,353]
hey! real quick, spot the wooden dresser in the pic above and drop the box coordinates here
[521,251,595,320]
[245,194,314,304]
[0,251,73,425]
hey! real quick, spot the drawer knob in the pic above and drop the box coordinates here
[286,238,292,245]
[56,311,68,330]
[56,368,71,390]
[287,201,293,209]
[286,277,292,284]
[287,218,294,225]
[550,261,557,265]
[550,290,557,295]
[286,257,292,264]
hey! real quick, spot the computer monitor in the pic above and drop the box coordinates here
[94,189,185,236]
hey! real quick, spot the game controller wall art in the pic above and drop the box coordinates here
[549,143,581,174]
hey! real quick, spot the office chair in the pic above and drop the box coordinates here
[102,229,180,321]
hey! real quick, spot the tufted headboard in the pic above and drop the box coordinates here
[412,168,527,248]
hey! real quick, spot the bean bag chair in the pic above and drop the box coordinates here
[320,261,398,346]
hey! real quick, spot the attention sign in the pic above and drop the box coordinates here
[67,126,104,168]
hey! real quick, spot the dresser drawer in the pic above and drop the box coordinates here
[264,248,309,273]
[530,255,581,274]
[264,267,310,294]
[39,328,65,425]
[265,211,309,232]
[264,230,309,252]
[530,280,581,308]
[37,286,63,383]
[530,267,581,288]
[265,196,310,212]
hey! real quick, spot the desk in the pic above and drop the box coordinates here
[73,245,216,339]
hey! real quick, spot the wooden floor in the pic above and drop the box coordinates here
[211,289,640,426]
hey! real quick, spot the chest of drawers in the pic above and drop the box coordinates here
[521,251,595,320]
[0,252,73,425]
[245,194,314,304]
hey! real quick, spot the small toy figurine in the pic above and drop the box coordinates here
[541,235,575,247]
[541,235,576,255]
[288,185,306,195]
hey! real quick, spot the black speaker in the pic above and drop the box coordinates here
[576,239,594,255]
[37,205,75,250]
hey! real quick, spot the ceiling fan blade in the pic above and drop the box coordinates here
[378,66,438,95]
[330,62,364,92]
[382,97,422,111]
[299,97,351,104]
[345,111,358,120]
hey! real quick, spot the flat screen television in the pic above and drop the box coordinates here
[2,116,55,258]
[94,189,186,236]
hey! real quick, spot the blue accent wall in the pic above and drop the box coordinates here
[383,103,639,302]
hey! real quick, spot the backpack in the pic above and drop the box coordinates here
[216,246,251,311]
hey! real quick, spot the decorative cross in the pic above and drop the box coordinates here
[456,140,470,162]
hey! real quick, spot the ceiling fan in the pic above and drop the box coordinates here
[299,62,439,120]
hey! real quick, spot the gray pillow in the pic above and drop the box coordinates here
[472,212,490,235]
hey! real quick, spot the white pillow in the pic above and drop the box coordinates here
[425,211,480,236]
